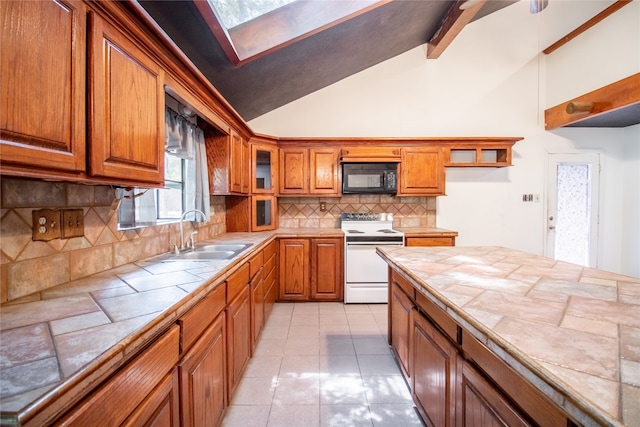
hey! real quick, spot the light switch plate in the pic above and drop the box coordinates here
[61,209,84,239]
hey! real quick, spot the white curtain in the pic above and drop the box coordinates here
[165,107,210,222]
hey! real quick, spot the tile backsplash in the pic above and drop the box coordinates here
[1,178,436,303]
[278,195,436,229]
[0,178,226,303]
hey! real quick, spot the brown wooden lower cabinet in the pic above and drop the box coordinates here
[250,266,264,352]
[389,280,412,379]
[226,285,252,397]
[310,238,343,301]
[122,368,180,427]
[279,237,343,302]
[178,313,226,427]
[459,361,532,427]
[56,326,180,426]
[411,308,457,427]
[388,269,573,427]
[279,238,310,300]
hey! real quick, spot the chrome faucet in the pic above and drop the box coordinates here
[179,209,207,251]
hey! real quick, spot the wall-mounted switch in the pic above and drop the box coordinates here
[61,209,84,239]
[32,209,60,241]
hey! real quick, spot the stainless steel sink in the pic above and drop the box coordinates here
[159,242,253,262]
[195,243,252,252]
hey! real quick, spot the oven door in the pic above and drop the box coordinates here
[345,243,396,283]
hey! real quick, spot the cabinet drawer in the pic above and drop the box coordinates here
[57,325,180,426]
[391,270,415,300]
[340,146,401,162]
[415,292,458,343]
[405,237,455,247]
[179,284,226,353]
[265,251,276,276]
[461,330,568,427]
[249,251,264,279]
[227,263,250,303]
[265,266,276,289]
[263,240,277,261]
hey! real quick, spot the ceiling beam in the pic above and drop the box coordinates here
[426,0,487,59]
[542,0,632,55]
[544,73,640,129]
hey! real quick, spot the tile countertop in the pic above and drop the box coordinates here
[0,228,344,426]
[376,245,640,427]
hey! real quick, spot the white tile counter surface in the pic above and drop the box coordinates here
[0,229,343,426]
[376,246,640,427]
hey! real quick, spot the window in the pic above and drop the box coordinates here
[117,152,195,229]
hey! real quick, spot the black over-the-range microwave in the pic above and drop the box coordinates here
[342,162,398,195]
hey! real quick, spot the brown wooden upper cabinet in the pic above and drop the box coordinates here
[398,147,445,196]
[88,11,165,185]
[207,128,250,195]
[279,147,340,196]
[1,1,166,186]
[252,143,278,194]
[230,130,250,194]
[1,0,87,176]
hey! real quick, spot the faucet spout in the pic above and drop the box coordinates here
[179,209,207,251]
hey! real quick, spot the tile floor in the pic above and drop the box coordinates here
[222,302,424,427]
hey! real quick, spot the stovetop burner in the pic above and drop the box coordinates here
[346,230,365,234]
[377,229,398,234]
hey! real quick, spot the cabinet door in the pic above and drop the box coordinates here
[252,144,278,194]
[251,195,277,231]
[1,0,86,174]
[390,281,413,379]
[88,12,164,184]
[178,314,226,427]
[279,148,308,194]
[123,369,180,427]
[309,148,340,194]
[250,268,264,352]
[459,362,532,427]
[310,238,343,301]
[230,131,249,194]
[226,286,251,397]
[411,309,457,427]
[56,326,179,426]
[279,238,310,300]
[399,147,445,195]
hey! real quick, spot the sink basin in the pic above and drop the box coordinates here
[170,251,236,260]
[195,243,251,252]
[159,242,253,262]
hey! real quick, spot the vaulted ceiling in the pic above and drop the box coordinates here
[140,0,516,121]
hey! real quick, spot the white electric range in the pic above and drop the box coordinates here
[340,213,404,303]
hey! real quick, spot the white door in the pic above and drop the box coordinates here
[546,153,600,267]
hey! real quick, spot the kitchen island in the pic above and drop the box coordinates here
[377,245,639,427]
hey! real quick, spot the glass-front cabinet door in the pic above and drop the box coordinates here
[252,144,278,194]
[252,195,277,231]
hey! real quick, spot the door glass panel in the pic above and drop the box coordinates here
[255,150,272,190]
[255,199,272,227]
[555,163,592,266]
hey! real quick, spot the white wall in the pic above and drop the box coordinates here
[249,1,640,277]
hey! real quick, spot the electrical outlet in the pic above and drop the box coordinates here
[61,209,84,239]
[32,209,61,241]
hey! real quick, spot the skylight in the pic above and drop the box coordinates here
[209,0,297,29]
[194,0,388,67]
